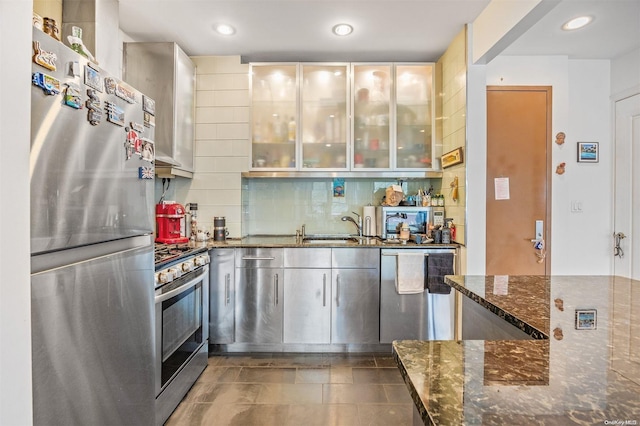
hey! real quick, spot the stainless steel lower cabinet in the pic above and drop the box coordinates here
[283,268,331,343]
[331,248,381,344]
[331,268,380,343]
[235,267,284,343]
[209,248,235,344]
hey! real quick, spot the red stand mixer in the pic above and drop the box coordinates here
[155,202,189,244]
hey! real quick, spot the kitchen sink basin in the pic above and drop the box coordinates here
[302,235,360,244]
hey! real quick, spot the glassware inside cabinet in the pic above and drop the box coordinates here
[301,65,348,169]
[395,64,434,169]
[251,65,297,168]
[352,65,391,169]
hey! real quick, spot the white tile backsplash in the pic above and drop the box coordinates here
[217,123,249,139]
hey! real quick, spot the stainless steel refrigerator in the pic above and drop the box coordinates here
[30,28,156,425]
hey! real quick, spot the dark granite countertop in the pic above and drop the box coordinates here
[393,275,640,425]
[206,235,459,249]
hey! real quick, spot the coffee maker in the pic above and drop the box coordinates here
[155,201,189,244]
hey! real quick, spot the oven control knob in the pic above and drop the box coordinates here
[194,254,209,266]
[181,261,193,273]
[167,267,180,279]
[156,271,171,284]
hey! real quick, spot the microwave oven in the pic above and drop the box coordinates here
[376,206,445,239]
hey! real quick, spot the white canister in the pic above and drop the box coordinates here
[363,205,377,237]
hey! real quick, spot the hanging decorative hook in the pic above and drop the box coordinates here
[450,176,459,202]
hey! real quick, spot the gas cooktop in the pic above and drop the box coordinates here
[154,244,207,268]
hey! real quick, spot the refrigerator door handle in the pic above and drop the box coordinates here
[31,235,153,274]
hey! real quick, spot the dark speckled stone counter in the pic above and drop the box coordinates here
[393,275,640,425]
[206,235,459,249]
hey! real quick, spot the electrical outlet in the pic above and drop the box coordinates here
[571,200,583,213]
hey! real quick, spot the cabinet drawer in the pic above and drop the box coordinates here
[331,248,380,269]
[235,248,284,268]
[284,248,332,268]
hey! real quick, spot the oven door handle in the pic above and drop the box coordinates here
[155,268,206,303]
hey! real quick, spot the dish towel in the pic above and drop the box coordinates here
[395,252,426,294]
[426,253,454,294]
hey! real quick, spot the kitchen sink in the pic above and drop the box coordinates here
[304,239,353,244]
[302,235,360,244]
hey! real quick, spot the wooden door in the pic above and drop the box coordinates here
[613,93,640,279]
[486,86,552,275]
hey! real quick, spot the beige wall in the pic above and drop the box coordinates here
[436,28,467,244]
[33,0,62,31]
[170,56,250,238]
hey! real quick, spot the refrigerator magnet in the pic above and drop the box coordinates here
[105,101,125,126]
[104,77,117,94]
[140,138,155,162]
[124,139,134,160]
[63,83,82,109]
[88,109,102,125]
[125,127,140,154]
[32,72,61,96]
[138,166,154,179]
[84,65,103,92]
[144,112,155,127]
[32,41,57,71]
[130,122,145,133]
[69,61,81,77]
[86,88,102,125]
[142,96,155,115]
[115,83,136,104]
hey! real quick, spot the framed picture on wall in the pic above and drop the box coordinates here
[577,142,599,163]
[575,309,597,330]
[441,147,464,168]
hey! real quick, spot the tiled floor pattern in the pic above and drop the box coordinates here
[166,353,414,426]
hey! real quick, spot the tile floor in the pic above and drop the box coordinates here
[166,352,414,426]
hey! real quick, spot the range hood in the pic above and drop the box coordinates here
[124,42,195,179]
[154,153,192,179]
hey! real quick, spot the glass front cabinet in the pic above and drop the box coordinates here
[251,64,298,169]
[250,63,437,172]
[301,64,349,170]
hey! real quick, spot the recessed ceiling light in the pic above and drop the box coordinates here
[332,23,353,36]
[561,16,593,31]
[215,24,236,36]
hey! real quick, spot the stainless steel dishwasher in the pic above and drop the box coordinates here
[380,248,457,343]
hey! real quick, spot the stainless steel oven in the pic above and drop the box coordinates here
[154,248,209,425]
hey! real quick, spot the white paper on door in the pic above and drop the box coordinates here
[494,177,510,200]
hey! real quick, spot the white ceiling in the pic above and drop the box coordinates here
[118,0,640,63]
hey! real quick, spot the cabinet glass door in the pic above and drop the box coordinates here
[301,64,348,169]
[395,64,434,169]
[251,64,297,169]
[352,64,392,169]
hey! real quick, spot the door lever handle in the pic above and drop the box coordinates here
[614,232,626,258]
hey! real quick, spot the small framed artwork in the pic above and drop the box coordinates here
[575,309,597,330]
[577,142,599,163]
[441,147,463,169]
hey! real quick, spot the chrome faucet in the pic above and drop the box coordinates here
[341,212,362,237]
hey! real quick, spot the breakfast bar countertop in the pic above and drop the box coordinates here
[393,275,640,425]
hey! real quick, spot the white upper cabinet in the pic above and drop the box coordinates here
[250,62,437,173]
[395,64,436,170]
[301,64,349,170]
[251,64,297,169]
[352,64,392,170]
